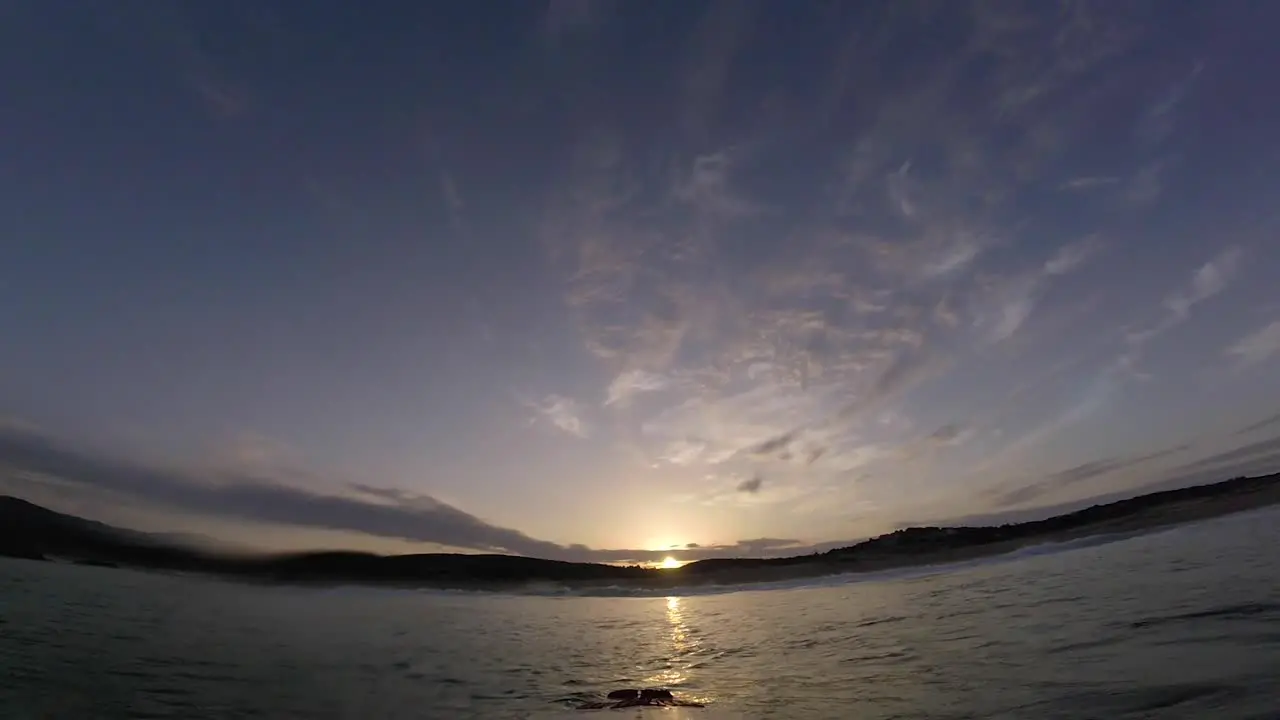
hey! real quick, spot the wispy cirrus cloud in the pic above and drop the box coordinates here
[967,368,1120,481]
[927,422,970,446]
[1135,60,1203,147]
[986,246,1246,476]
[604,369,671,407]
[991,443,1192,508]
[547,99,1109,518]
[1165,247,1243,321]
[1120,246,1244,374]
[894,421,977,464]
[1044,236,1101,276]
[1058,176,1121,191]
[980,273,1042,343]
[527,394,588,438]
[1235,412,1280,437]
[10,1,1277,561]
[438,171,464,230]
[0,425,571,558]
[0,425,883,563]
[974,236,1102,343]
[1164,435,1280,480]
[1225,320,1280,370]
[673,470,830,512]
[674,150,762,219]
[641,384,826,469]
[533,0,1261,535]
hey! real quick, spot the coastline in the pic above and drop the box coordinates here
[2,473,1278,593]
[535,477,1280,594]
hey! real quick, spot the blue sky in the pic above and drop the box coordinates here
[2,1,1278,563]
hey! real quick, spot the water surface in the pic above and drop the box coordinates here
[2,508,1278,719]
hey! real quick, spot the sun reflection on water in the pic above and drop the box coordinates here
[640,596,712,705]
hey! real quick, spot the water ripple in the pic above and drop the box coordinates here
[0,508,1277,718]
[1129,602,1280,629]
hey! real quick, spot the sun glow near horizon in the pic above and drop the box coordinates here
[659,556,686,570]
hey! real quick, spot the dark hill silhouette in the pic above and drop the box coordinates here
[2,473,1277,590]
[0,496,221,569]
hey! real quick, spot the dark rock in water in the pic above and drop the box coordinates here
[577,687,703,710]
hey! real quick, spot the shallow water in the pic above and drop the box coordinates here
[2,508,1278,719]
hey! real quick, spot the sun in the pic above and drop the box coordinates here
[659,556,684,570]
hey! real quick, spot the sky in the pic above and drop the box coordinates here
[1,1,1279,564]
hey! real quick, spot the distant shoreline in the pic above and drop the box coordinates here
[638,485,1280,590]
[2,473,1278,592]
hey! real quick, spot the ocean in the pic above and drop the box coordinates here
[2,507,1278,719]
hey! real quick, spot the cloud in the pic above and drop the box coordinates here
[746,431,796,460]
[18,2,1265,565]
[736,474,763,494]
[865,346,941,409]
[1135,60,1203,146]
[1225,320,1280,370]
[529,394,588,437]
[1044,236,1100,276]
[673,150,759,218]
[0,426,572,559]
[927,422,971,446]
[887,161,916,217]
[1167,435,1280,478]
[985,275,1040,342]
[933,297,960,328]
[720,537,802,555]
[1121,246,1244,373]
[1126,162,1166,206]
[214,432,299,476]
[604,369,669,407]
[535,2,1179,525]
[918,455,1276,530]
[0,425,869,564]
[439,171,464,229]
[656,437,711,466]
[1148,451,1280,497]
[651,344,945,480]
[1236,412,1280,437]
[897,421,975,464]
[640,375,864,467]
[973,370,1121,476]
[1166,246,1242,321]
[974,238,1100,343]
[349,483,422,505]
[1058,176,1120,191]
[849,231,988,283]
[991,443,1191,508]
